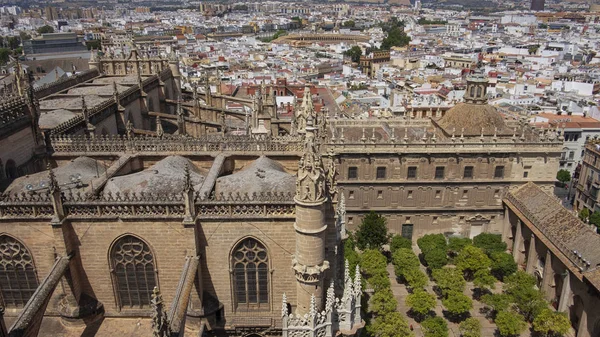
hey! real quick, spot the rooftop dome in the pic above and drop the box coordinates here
[5,157,106,194]
[215,156,295,196]
[437,103,508,136]
[103,156,206,195]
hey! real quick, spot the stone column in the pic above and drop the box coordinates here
[577,307,589,337]
[525,235,537,274]
[541,250,554,299]
[558,270,571,313]
[501,206,511,243]
[512,220,522,262]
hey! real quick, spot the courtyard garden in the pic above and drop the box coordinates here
[346,211,573,337]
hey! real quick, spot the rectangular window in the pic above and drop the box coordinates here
[462,190,468,199]
[494,166,505,179]
[349,191,355,199]
[435,166,445,180]
[569,151,575,160]
[407,166,417,179]
[407,190,413,199]
[348,166,358,179]
[523,171,529,178]
[463,166,474,179]
[377,190,383,199]
[435,190,441,198]
[376,167,386,179]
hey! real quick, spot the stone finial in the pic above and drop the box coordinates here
[295,116,326,204]
[183,165,193,193]
[282,293,288,317]
[126,120,134,139]
[344,259,350,285]
[156,115,164,138]
[151,286,171,337]
[325,281,335,311]
[354,264,361,296]
[338,192,346,219]
[47,163,59,194]
[309,294,317,318]
[177,98,183,116]
[81,95,89,123]
[113,81,119,102]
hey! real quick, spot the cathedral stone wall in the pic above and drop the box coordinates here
[198,219,297,317]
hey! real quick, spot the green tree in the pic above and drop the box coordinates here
[342,20,355,28]
[369,311,413,337]
[556,169,571,184]
[380,26,411,50]
[343,45,362,63]
[495,311,527,337]
[442,291,473,319]
[18,32,31,42]
[356,212,389,250]
[423,248,448,269]
[390,235,412,253]
[392,248,420,278]
[37,25,55,34]
[473,269,496,291]
[459,317,481,337]
[368,270,392,292]
[86,40,101,50]
[590,211,600,229]
[345,237,361,276]
[504,272,545,321]
[480,293,512,317]
[421,316,448,337]
[417,234,447,254]
[432,268,466,296]
[579,208,590,221]
[448,237,472,256]
[455,245,491,279]
[8,36,19,50]
[361,249,387,278]
[532,308,571,337]
[404,267,428,290]
[490,252,517,280]
[371,288,398,315]
[406,290,436,318]
[0,48,10,65]
[473,233,507,255]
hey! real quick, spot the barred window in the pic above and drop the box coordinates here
[232,238,269,310]
[0,235,38,307]
[110,235,156,309]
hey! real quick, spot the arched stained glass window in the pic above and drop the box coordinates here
[110,235,156,309]
[0,235,38,307]
[232,238,269,310]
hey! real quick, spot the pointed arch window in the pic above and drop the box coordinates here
[110,235,156,309]
[0,235,39,307]
[232,238,269,310]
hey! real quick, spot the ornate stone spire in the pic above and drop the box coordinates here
[81,95,88,124]
[353,264,361,296]
[151,287,171,337]
[309,294,317,318]
[48,163,59,195]
[295,117,326,204]
[156,115,164,138]
[126,120,134,139]
[183,164,193,193]
[325,281,335,311]
[282,293,288,317]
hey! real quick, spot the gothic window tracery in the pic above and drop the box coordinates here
[0,235,38,307]
[110,235,156,309]
[232,238,269,310]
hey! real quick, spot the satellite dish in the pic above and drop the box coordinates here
[25,184,33,191]
[39,181,47,188]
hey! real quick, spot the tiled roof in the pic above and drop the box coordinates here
[507,182,600,289]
